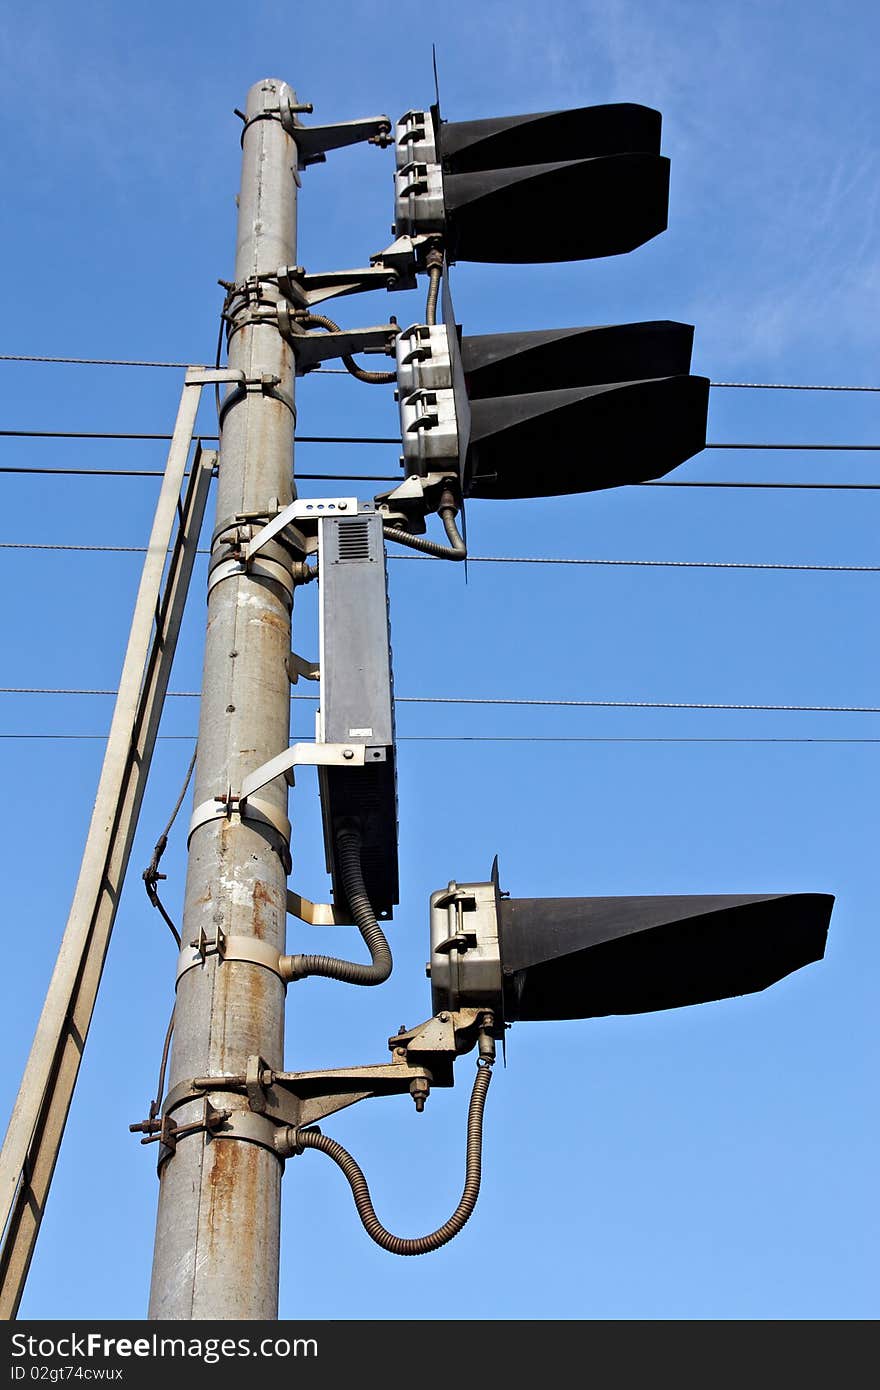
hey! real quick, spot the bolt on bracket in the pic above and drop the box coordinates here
[245,496,361,564]
[286,889,353,928]
[135,1010,497,1171]
[286,651,320,685]
[286,113,393,164]
[277,263,403,308]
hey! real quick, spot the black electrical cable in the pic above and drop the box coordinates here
[142,743,198,947]
[280,825,392,986]
[4,540,880,571]
[383,493,467,561]
[299,313,397,386]
[296,1058,493,1256]
[3,354,880,393]
[4,427,880,450]
[1,733,879,744]
[4,466,880,491]
[148,1007,176,1122]
[3,688,878,713]
[425,263,442,327]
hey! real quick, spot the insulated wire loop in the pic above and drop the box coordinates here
[282,826,392,986]
[299,313,397,385]
[297,1059,493,1255]
[142,743,198,948]
[425,263,442,327]
[149,1008,176,1122]
[383,495,467,561]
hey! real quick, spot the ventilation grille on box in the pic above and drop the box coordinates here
[337,518,372,561]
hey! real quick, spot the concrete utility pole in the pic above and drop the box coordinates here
[149,78,299,1320]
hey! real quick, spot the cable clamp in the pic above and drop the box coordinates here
[187,791,292,873]
[176,932,288,988]
[217,372,297,429]
[186,743,376,857]
[129,1097,231,1159]
[206,555,295,602]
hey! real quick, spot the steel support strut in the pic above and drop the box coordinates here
[148,79,300,1321]
[0,389,215,1321]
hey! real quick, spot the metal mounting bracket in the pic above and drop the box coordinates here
[216,369,297,428]
[187,792,292,872]
[369,234,435,289]
[187,740,375,847]
[286,651,320,684]
[137,1009,495,1172]
[130,1097,231,1155]
[277,264,402,308]
[245,497,361,563]
[374,471,459,527]
[206,555,297,601]
[241,741,374,800]
[276,309,399,370]
[432,887,482,954]
[287,113,393,165]
[176,930,288,988]
[286,889,353,928]
[182,367,238,386]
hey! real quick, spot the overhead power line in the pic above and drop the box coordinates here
[707,443,880,451]
[2,354,879,393]
[0,354,202,368]
[711,381,880,392]
[3,464,880,491]
[0,733,877,745]
[0,466,399,481]
[1,540,877,573]
[2,426,880,451]
[1,687,877,713]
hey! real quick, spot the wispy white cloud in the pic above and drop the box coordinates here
[434,0,880,375]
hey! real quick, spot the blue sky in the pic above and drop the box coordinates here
[1,0,878,1320]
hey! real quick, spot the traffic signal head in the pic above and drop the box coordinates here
[394,104,670,263]
[429,861,833,1024]
[374,98,710,516]
[386,272,710,504]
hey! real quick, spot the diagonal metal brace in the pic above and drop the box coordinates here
[277,264,402,308]
[245,496,360,563]
[277,312,398,369]
[286,651,320,685]
[241,742,370,800]
[176,1009,494,1132]
[287,889,352,927]
[288,114,392,164]
[0,379,215,1319]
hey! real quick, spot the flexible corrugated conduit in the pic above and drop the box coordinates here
[301,312,397,384]
[280,824,392,986]
[425,262,442,327]
[383,490,466,562]
[296,1059,493,1255]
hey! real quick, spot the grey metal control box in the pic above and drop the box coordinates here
[317,509,399,919]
